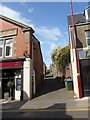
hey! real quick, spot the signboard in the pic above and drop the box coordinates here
[16,78,21,91]
[0,61,21,69]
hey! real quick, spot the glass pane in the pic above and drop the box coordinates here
[87,39,90,45]
[6,39,12,45]
[86,31,90,37]
[0,40,3,45]
[6,46,10,56]
[0,48,2,56]
[5,39,12,56]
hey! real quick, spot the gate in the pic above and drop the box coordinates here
[79,59,90,97]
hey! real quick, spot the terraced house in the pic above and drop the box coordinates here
[0,15,44,100]
[68,5,90,98]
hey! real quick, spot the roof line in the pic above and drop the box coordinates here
[68,21,90,27]
[67,12,84,17]
[0,14,34,33]
[84,5,90,10]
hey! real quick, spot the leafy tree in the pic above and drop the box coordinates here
[86,49,90,57]
[46,68,51,75]
[51,45,70,76]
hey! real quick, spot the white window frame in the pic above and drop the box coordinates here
[85,8,90,21]
[5,39,13,57]
[85,31,90,48]
[0,40,4,58]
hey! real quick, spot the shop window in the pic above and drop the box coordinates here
[0,40,4,57]
[5,39,12,57]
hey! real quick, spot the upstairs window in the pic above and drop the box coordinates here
[0,38,13,58]
[85,31,90,47]
[5,39,12,57]
[0,40,4,57]
[85,7,90,21]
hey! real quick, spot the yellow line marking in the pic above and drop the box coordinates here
[0,108,90,112]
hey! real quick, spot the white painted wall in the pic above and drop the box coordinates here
[0,80,1,99]
[23,58,32,100]
[69,26,81,98]
[70,48,80,98]
[15,58,33,100]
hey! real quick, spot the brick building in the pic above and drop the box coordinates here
[68,5,90,98]
[0,15,43,100]
[43,62,46,78]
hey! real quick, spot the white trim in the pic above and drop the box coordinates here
[0,40,4,58]
[77,47,88,51]
[85,31,90,48]
[85,9,88,20]
[5,39,13,57]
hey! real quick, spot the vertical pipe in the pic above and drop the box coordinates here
[70,0,82,98]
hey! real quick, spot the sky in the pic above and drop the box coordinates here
[0,2,88,68]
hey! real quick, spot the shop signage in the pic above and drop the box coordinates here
[0,61,21,69]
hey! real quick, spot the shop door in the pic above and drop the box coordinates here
[79,59,90,97]
[2,69,15,99]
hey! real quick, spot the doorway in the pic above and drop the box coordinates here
[79,59,90,97]
[2,69,15,99]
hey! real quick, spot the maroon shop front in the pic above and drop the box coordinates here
[0,58,24,99]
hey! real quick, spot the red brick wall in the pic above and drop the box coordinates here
[0,19,32,58]
[0,18,43,94]
[33,41,43,92]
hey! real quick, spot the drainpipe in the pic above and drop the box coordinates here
[70,0,82,98]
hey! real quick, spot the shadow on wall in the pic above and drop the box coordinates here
[42,103,73,119]
[75,26,83,48]
[35,76,65,97]
[23,91,30,100]
[55,76,65,88]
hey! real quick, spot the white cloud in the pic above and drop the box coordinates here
[50,42,57,51]
[0,4,34,28]
[0,4,65,68]
[35,26,61,41]
[28,8,34,13]
[0,5,61,42]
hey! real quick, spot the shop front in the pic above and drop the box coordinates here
[79,59,90,97]
[0,58,24,100]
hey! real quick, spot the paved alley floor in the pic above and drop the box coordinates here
[1,77,90,119]
[20,77,88,110]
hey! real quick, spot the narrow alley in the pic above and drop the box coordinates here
[20,76,74,110]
